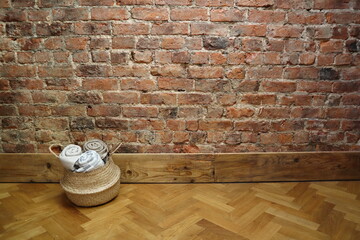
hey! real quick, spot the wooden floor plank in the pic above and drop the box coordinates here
[1,181,360,239]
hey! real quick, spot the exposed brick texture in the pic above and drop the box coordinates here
[0,0,359,153]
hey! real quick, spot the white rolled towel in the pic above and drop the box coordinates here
[83,139,109,161]
[73,150,104,173]
[59,144,82,171]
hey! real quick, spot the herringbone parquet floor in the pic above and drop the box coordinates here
[0,181,360,239]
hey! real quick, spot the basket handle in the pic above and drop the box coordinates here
[49,144,63,158]
[110,143,122,156]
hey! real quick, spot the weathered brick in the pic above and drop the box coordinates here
[178,93,212,105]
[111,52,127,64]
[103,91,139,104]
[248,10,285,23]
[226,108,255,118]
[191,23,227,36]
[88,105,121,117]
[195,80,231,92]
[91,51,109,62]
[241,94,276,105]
[137,38,160,49]
[161,37,185,49]
[92,7,128,20]
[121,79,156,91]
[258,107,290,119]
[210,9,244,22]
[6,23,33,36]
[203,37,229,50]
[79,0,114,5]
[188,66,224,79]
[151,65,186,78]
[141,93,176,105]
[123,106,158,118]
[133,7,168,21]
[152,23,188,35]
[75,22,111,35]
[0,10,26,22]
[199,120,233,131]
[53,8,88,21]
[76,65,111,77]
[39,0,74,7]
[158,78,194,91]
[314,0,349,9]
[65,37,88,50]
[70,117,94,130]
[114,23,150,35]
[132,50,153,63]
[231,25,266,37]
[171,8,208,21]
[36,23,71,36]
[96,117,129,129]
[0,65,36,77]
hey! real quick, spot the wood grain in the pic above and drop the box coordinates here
[214,152,360,182]
[1,181,360,239]
[0,152,359,183]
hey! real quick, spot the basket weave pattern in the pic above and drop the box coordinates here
[60,158,121,207]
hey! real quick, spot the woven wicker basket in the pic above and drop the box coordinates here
[50,143,122,207]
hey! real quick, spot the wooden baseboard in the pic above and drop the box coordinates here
[0,152,359,183]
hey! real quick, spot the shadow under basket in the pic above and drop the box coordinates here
[60,158,121,207]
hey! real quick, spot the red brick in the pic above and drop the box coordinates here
[90,38,111,49]
[110,52,127,64]
[36,23,71,36]
[228,53,245,64]
[299,53,316,65]
[226,68,245,79]
[291,107,326,119]
[226,108,255,118]
[0,105,17,116]
[298,81,332,93]
[0,65,36,77]
[88,105,121,117]
[279,95,312,106]
[92,8,128,20]
[117,0,151,4]
[320,40,343,53]
[73,52,89,63]
[195,80,230,92]
[259,107,290,119]
[75,22,111,35]
[166,120,185,131]
[114,23,149,35]
[327,108,360,119]
[39,0,74,7]
[342,67,360,80]
[242,39,263,51]
[317,54,335,66]
[335,54,352,65]
[152,23,188,35]
[76,65,111,77]
[121,79,157,91]
[207,107,223,118]
[342,95,360,105]
[233,80,259,92]
[28,10,50,21]
[195,0,233,6]
[79,0,114,5]
[103,91,139,104]
[3,144,35,153]
[275,0,313,9]
[158,78,194,91]
[284,67,318,79]
[132,50,153,63]
[154,50,170,63]
[172,52,190,64]
[314,0,349,9]
[217,94,236,106]
[156,0,191,5]
[141,93,176,105]
[123,106,158,118]
[34,52,51,63]
[287,11,324,24]
[53,8,88,21]
[178,93,212,105]
[161,37,185,49]
[269,25,303,38]
[151,65,186,78]
[210,9,244,22]
[95,118,129,130]
[6,23,33,36]
[188,66,224,79]
[171,8,207,21]
[199,120,233,131]
[230,25,266,37]
[210,53,227,65]
[179,107,203,118]
[65,37,88,50]
[248,10,285,23]
[114,65,149,77]
[237,0,274,7]
[132,7,168,21]
[248,66,283,79]
[137,38,160,49]
[0,10,26,22]
[191,23,227,36]
[112,37,135,49]
[44,38,63,50]
[191,52,209,64]
[241,94,276,105]
[261,81,296,92]
[53,51,70,63]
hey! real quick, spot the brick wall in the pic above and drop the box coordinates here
[0,0,359,153]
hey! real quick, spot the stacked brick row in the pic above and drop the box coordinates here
[0,0,359,153]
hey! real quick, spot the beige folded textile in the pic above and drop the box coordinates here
[59,144,82,171]
[73,150,104,173]
[83,139,109,161]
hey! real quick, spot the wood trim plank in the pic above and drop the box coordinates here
[0,152,359,183]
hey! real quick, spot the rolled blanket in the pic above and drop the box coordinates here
[83,139,109,162]
[59,144,82,171]
[73,150,104,173]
